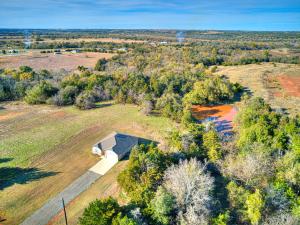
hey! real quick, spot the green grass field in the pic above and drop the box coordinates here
[0,101,175,224]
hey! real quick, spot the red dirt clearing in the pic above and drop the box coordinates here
[0,111,25,121]
[191,105,238,134]
[277,75,300,97]
[191,105,234,120]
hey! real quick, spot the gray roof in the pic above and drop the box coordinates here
[96,132,139,156]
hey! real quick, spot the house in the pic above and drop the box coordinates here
[92,132,139,162]
[71,49,81,53]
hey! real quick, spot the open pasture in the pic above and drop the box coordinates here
[0,52,115,71]
[216,63,300,116]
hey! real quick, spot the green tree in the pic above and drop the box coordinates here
[246,189,264,225]
[150,186,176,225]
[24,81,58,104]
[79,197,121,225]
[203,129,221,162]
[212,211,230,225]
[112,214,138,225]
[117,144,170,205]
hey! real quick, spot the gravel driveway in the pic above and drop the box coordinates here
[20,170,101,225]
[20,157,118,225]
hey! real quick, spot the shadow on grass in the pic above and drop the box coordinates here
[0,158,59,190]
[94,102,113,109]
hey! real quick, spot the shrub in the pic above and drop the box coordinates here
[79,197,121,225]
[52,86,78,106]
[75,91,96,109]
[24,81,58,104]
[95,58,108,71]
[0,75,16,101]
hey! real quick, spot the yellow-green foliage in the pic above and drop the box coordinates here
[203,129,221,162]
[245,189,264,225]
[212,211,230,225]
[184,76,234,105]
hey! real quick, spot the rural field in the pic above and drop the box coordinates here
[0,101,175,224]
[37,37,145,44]
[0,52,115,72]
[216,63,300,116]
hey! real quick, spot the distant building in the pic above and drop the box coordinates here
[92,132,139,162]
[160,41,168,45]
[71,49,81,53]
[117,48,127,52]
[8,49,18,54]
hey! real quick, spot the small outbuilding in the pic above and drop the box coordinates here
[92,132,139,162]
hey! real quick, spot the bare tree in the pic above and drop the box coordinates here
[163,158,214,225]
[222,151,274,187]
[262,213,299,225]
[141,100,153,116]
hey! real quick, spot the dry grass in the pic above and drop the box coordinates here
[0,52,115,71]
[39,37,145,44]
[0,101,175,225]
[48,160,128,225]
[216,63,300,116]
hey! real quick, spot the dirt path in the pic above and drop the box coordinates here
[20,171,101,225]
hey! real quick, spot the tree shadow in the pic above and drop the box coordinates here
[0,158,13,163]
[207,164,230,218]
[94,102,113,109]
[119,137,158,162]
[193,109,220,120]
[0,158,59,190]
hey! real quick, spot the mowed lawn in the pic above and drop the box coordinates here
[0,101,175,225]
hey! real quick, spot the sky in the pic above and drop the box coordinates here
[1,0,300,31]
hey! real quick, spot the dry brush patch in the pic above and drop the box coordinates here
[216,63,300,116]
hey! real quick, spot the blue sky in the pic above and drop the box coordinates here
[1,0,300,31]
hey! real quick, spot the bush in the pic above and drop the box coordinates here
[0,75,16,101]
[79,197,121,225]
[24,81,58,104]
[52,86,78,106]
[75,91,96,109]
[95,58,108,71]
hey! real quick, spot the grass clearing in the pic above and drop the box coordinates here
[0,52,115,71]
[216,63,300,116]
[0,101,175,225]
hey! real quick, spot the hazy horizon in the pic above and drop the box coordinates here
[1,0,300,31]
